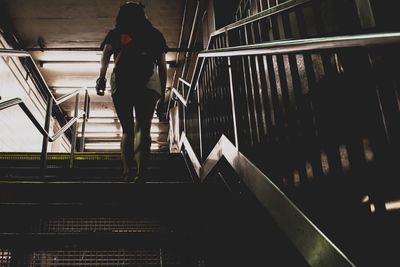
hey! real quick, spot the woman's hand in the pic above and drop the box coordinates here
[96,77,107,96]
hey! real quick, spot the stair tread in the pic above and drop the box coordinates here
[0,232,199,250]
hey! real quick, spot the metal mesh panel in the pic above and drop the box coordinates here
[38,218,162,233]
[25,249,182,266]
[0,249,11,266]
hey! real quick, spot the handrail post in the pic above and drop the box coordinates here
[196,82,203,160]
[225,31,239,148]
[40,96,53,173]
[80,90,89,152]
[69,93,80,168]
[182,0,200,80]
[182,82,187,134]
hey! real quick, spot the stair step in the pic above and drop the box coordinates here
[0,170,191,182]
[6,249,205,266]
[0,152,193,182]
[0,153,183,168]
[0,232,195,250]
[0,182,202,204]
[0,201,205,220]
[0,152,178,161]
[0,153,208,266]
[0,217,164,233]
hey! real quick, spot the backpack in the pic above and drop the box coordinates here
[114,30,157,88]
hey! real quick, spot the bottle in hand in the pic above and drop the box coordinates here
[96,77,107,96]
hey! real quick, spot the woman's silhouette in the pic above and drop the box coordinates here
[96,1,168,182]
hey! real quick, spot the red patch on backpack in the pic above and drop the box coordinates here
[120,34,132,46]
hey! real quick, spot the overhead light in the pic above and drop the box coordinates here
[385,200,400,211]
[41,61,115,72]
[78,132,162,139]
[73,109,117,118]
[53,87,109,95]
[370,204,375,213]
[361,195,370,203]
[83,118,119,124]
[85,142,162,150]
[78,132,121,138]
[52,78,109,88]
[32,51,102,62]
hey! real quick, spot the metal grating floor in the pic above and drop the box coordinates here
[24,249,182,266]
[0,249,11,267]
[37,218,162,233]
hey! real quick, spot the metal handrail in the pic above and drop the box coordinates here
[0,97,85,142]
[51,111,85,141]
[171,0,188,88]
[181,0,201,80]
[213,0,310,37]
[0,49,57,103]
[0,98,49,137]
[167,78,190,114]
[178,78,191,88]
[184,32,400,109]
[171,69,355,265]
[181,0,311,116]
[0,48,91,170]
[201,32,400,58]
[235,0,251,21]
[0,49,90,106]
[178,133,355,267]
[171,88,187,107]
[54,89,83,106]
[167,20,400,267]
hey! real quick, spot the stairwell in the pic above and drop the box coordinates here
[0,152,309,267]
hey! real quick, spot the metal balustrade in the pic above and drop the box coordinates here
[236,0,293,21]
[0,49,91,170]
[168,4,400,264]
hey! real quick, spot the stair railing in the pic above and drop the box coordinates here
[169,30,400,267]
[235,0,294,21]
[0,49,90,170]
[170,78,355,267]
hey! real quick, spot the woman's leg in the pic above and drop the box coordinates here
[112,92,135,177]
[134,90,160,179]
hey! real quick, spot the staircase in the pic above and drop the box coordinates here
[0,152,310,266]
[0,153,205,266]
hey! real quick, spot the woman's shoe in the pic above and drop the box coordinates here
[132,176,145,184]
[122,169,136,182]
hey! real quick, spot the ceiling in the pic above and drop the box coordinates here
[1,0,186,151]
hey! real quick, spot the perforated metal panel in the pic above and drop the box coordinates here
[24,249,182,266]
[0,249,11,266]
[38,218,162,233]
